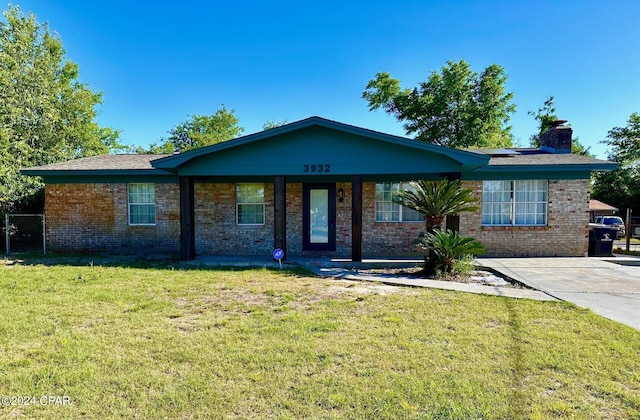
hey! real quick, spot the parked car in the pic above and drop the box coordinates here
[593,216,626,239]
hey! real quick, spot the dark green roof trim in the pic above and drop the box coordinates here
[464,170,594,181]
[152,116,489,172]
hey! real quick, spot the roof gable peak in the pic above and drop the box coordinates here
[152,116,488,172]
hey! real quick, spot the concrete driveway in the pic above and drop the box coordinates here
[478,256,640,330]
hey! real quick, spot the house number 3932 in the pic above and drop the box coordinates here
[303,164,330,173]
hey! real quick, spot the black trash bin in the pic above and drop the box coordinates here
[588,226,617,256]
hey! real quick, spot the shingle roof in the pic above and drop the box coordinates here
[461,148,617,178]
[30,150,609,170]
[589,199,619,212]
[25,154,170,171]
[22,139,617,178]
[483,151,614,167]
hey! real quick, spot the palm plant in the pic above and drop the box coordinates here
[394,179,482,275]
[417,229,485,273]
[394,179,479,233]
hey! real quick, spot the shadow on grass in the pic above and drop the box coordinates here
[503,296,527,418]
[2,252,315,277]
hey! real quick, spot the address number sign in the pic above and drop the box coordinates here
[303,164,330,173]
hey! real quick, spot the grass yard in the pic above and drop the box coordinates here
[1,259,640,419]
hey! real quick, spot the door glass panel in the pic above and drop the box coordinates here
[310,189,328,243]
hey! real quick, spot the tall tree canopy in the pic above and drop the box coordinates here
[142,106,244,153]
[528,96,591,155]
[362,60,516,149]
[262,119,288,131]
[591,113,640,214]
[0,5,119,212]
[528,96,557,148]
[602,112,640,164]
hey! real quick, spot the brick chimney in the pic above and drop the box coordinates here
[540,120,572,154]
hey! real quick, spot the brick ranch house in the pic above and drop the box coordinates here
[22,117,616,261]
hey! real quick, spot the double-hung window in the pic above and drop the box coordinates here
[482,180,548,226]
[128,183,156,225]
[236,183,265,225]
[375,182,422,222]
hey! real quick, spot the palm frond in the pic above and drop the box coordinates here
[417,229,485,273]
[394,179,479,230]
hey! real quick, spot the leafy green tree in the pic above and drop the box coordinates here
[169,106,243,152]
[133,141,176,155]
[362,60,516,149]
[591,169,636,212]
[592,113,640,213]
[0,5,120,213]
[137,106,244,154]
[528,96,591,155]
[262,119,288,130]
[528,96,557,148]
[570,138,592,156]
[602,113,640,164]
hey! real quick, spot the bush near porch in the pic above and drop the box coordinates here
[1,260,639,419]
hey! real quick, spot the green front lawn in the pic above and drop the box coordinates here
[1,260,639,419]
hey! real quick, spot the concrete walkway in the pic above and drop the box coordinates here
[310,266,558,301]
[187,255,557,301]
[478,255,640,330]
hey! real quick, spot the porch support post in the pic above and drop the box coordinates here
[179,176,196,261]
[351,175,363,262]
[446,172,462,232]
[274,175,286,260]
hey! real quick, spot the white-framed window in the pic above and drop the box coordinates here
[128,183,156,225]
[236,183,265,225]
[482,180,548,226]
[375,182,423,222]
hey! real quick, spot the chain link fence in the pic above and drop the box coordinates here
[3,214,46,255]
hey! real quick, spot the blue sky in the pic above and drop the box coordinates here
[9,0,640,159]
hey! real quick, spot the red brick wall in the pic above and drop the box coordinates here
[194,183,273,255]
[361,182,423,257]
[286,183,303,255]
[459,179,590,256]
[45,183,180,254]
[44,179,591,258]
[285,182,420,257]
[193,181,421,257]
[335,182,353,256]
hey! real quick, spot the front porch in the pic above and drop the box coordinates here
[179,176,369,262]
[149,117,488,262]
